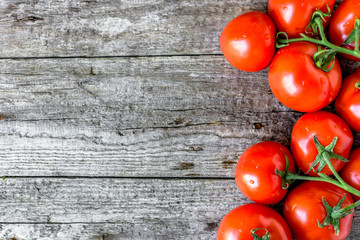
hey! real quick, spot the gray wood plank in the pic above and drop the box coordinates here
[0,178,248,240]
[0,112,300,177]
[0,0,268,58]
[0,56,299,178]
[0,177,358,240]
[1,219,360,240]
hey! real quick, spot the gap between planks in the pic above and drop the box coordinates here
[1,176,234,180]
[0,53,223,60]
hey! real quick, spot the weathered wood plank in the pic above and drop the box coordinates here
[0,178,359,240]
[0,56,291,177]
[1,218,360,240]
[0,178,358,240]
[0,178,247,240]
[0,0,268,57]
[0,112,302,177]
[0,56,358,177]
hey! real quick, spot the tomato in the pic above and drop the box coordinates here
[341,148,360,201]
[283,181,354,240]
[235,141,295,204]
[268,0,335,38]
[217,203,292,240]
[335,67,360,133]
[268,42,342,112]
[291,111,353,176]
[219,11,276,72]
[328,0,360,61]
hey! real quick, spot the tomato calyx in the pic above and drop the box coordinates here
[275,151,295,190]
[307,135,348,174]
[313,48,337,72]
[251,228,271,240]
[305,5,332,37]
[318,194,354,235]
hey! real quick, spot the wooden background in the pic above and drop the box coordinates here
[0,0,359,239]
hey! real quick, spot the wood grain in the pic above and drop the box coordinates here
[0,56,300,178]
[0,177,358,240]
[0,0,269,58]
[0,178,247,240]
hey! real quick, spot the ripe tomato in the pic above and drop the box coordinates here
[328,0,360,61]
[219,11,276,72]
[341,148,360,201]
[235,141,295,204]
[268,42,342,112]
[268,0,335,38]
[335,67,360,133]
[291,111,353,176]
[217,203,292,240]
[283,181,354,240]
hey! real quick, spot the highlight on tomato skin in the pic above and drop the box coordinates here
[217,203,292,240]
[290,111,353,176]
[283,181,354,240]
[268,42,342,113]
[268,0,335,38]
[328,0,360,61]
[219,11,276,72]
[235,141,295,205]
[341,148,360,201]
[335,67,360,133]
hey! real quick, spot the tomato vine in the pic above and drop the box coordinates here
[276,6,360,72]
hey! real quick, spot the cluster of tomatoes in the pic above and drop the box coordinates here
[217,0,360,239]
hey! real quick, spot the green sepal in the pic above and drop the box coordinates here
[274,150,294,190]
[356,82,360,89]
[276,32,289,48]
[305,5,332,37]
[341,19,360,47]
[307,136,349,174]
[251,228,271,240]
[317,195,353,236]
[313,49,337,72]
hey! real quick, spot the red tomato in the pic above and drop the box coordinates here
[219,11,276,72]
[235,141,295,204]
[291,111,353,176]
[283,181,354,240]
[268,0,335,38]
[341,148,360,201]
[268,42,342,112]
[335,67,360,133]
[328,0,360,61]
[217,203,292,240]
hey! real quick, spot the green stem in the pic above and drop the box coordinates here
[341,199,360,213]
[285,173,360,197]
[323,155,360,197]
[323,152,346,185]
[355,20,359,52]
[315,17,328,43]
[286,174,342,188]
[331,199,360,220]
[278,37,360,59]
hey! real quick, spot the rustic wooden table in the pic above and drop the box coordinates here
[0,0,359,239]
